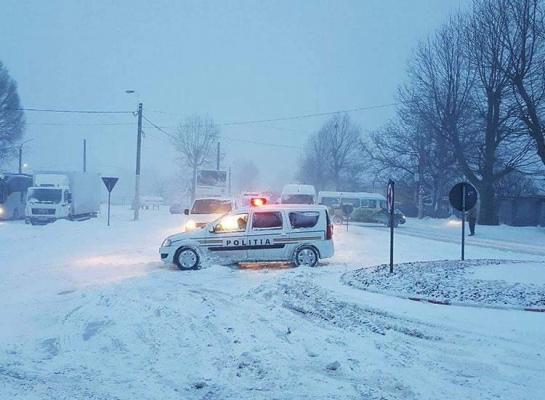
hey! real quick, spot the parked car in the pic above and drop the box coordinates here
[169,203,184,214]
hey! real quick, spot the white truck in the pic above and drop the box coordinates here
[25,172,101,225]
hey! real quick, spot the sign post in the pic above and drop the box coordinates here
[448,182,477,261]
[387,180,395,273]
[101,177,119,227]
[341,204,354,231]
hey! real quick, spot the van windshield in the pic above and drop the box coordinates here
[27,188,62,204]
[191,199,232,214]
[281,194,314,204]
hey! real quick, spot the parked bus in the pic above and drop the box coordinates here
[0,173,33,220]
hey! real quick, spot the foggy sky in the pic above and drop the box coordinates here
[1,0,469,194]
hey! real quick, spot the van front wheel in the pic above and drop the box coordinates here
[294,246,318,267]
[174,247,200,270]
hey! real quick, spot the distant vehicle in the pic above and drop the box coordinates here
[183,197,237,232]
[169,203,184,214]
[195,169,228,198]
[280,184,316,205]
[160,203,334,270]
[239,191,268,207]
[318,191,405,226]
[25,172,101,225]
[0,173,33,220]
[140,196,164,210]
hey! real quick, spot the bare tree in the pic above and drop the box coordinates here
[297,128,330,190]
[500,0,545,166]
[298,114,362,191]
[0,61,25,166]
[172,114,219,201]
[232,158,260,193]
[326,114,362,190]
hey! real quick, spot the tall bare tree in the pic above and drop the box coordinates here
[0,61,25,166]
[172,114,219,201]
[297,114,362,191]
[500,0,545,166]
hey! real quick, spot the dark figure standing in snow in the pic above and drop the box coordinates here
[467,206,477,236]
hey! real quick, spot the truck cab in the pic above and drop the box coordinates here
[25,175,72,224]
[25,172,100,225]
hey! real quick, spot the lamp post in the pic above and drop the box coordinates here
[18,139,34,174]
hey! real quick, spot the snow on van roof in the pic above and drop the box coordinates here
[318,191,386,200]
[236,203,327,212]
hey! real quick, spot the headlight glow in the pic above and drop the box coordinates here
[185,220,197,231]
[0,207,4,215]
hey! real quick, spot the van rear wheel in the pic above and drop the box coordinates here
[294,246,318,267]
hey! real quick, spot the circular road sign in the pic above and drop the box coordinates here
[449,182,477,212]
[387,181,394,213]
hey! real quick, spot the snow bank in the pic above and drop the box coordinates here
[342,259,545,309]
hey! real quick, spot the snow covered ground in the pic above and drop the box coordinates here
[1,207,544,399]
[343,259,545,309]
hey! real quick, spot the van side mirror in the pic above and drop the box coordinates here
[184,209,189,215]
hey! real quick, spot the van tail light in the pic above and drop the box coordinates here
[326,223,334,240]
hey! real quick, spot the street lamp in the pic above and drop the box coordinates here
[18,139,34,174]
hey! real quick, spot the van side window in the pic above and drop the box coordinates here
[252,212,283,229]
[341,198,360,207]
[289,211,320,229]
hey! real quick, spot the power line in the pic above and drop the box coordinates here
[143,115,301,150]
[27,122,135,127]
[8,107,133,114]
[146,102,400,126]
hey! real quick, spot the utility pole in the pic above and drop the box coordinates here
[228,166,232,196]
[216,141,220,170]
[83,139,87,172]
[18,145,22,174]
[133,102,143,221]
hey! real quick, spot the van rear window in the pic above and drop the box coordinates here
[289,211,320,229]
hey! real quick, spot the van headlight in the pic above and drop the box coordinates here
[184,220,197,231]
[0,207,4,215]
[161,238,172,247]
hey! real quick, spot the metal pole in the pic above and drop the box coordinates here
[228,166,232,196]
[461,184,466,261]
[389,180,395,273]
[18,146,22,174]
[216,142,220,170]
[83,139,87,172]
[107,191,111,227]
[133,103,143,221]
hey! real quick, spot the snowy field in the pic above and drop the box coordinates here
[1,206,544,399]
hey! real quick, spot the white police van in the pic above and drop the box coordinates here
[160,202,334,270]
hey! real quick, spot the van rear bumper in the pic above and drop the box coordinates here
[318,240,334,259]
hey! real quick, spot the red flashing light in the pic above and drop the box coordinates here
[250,197,267,207]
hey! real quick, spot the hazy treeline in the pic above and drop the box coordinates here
[298,0,545,225]
[368,0,545,225]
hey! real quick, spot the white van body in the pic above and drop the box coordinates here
[317,191,387,209]
[183,197,237,232]
[160,204,334,269]
[25,172,101,224]
[280,184,316,205]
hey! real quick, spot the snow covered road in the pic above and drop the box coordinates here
[1,207,544,399]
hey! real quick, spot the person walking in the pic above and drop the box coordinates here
[467,206,477,236]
